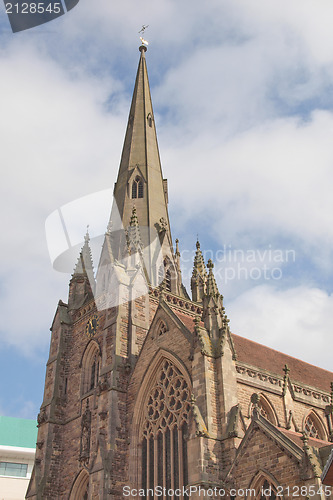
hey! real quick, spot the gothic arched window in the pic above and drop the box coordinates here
[304,412,325,440]
[132,176,144,199]
[81,342,100,395]
[141,359,191,495]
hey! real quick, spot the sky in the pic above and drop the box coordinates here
[0,0,333,419]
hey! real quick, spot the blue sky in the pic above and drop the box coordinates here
[0,0,333,419]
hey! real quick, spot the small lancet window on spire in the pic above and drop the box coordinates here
[132,176,144,199]
[138,180,143,198]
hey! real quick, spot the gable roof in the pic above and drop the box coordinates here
[171,310,198,332]
[232,334,332,393]
[225,413,304,481]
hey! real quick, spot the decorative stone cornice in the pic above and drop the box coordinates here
[236,363,330,405]
[149,287,203,315]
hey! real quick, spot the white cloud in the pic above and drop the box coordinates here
[228,284,333,371]
[164,111,333,268]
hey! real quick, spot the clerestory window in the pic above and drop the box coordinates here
[250,393,277,425]
[304,412,324,439]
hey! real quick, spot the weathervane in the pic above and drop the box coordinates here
[138,25,149,46]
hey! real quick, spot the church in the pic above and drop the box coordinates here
[26,44,333,499]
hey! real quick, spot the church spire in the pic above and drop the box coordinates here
[111,45,172,241]
[101,45,183,296]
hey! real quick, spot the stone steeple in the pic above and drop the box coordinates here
[98,45,182,295]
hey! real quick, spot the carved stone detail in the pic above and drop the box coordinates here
[37,407,48,427]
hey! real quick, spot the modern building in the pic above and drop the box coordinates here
[0,416,37,500]
[26,45,333,499]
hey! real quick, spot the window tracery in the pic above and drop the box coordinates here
[258,401,269,421]
[304,412,324,439]
[250,394,277,425]
[141,359,191,497]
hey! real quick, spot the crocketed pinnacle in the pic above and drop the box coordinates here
[126,206,143,254]
[191,240,208,302]
[175,238,180,258]
[73,228,94,278]
[192,241,207,280]
[206,259,219,297]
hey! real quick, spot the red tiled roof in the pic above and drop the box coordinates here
[171,309,200,332]
[232,333,332,393]
[169,306,332,394]
[279,428,331,449]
